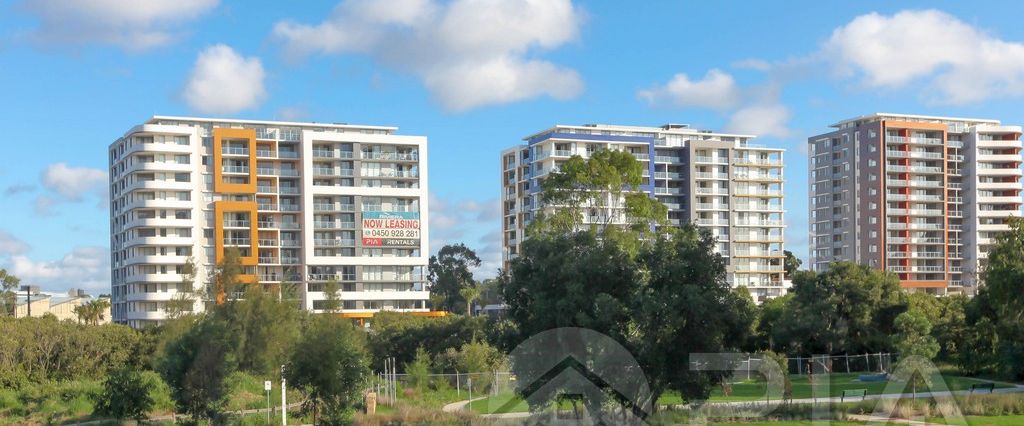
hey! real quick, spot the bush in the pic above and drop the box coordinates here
[93,368,154,420]
[0,317,144,388]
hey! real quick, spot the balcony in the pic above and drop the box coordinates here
[278,151,299,159]
[656,155,680,163]
[909,137,943,146]
[256,186,275,194]
[258,257,279,264]
[655,187,684,194]
[279,169,299,177]
[655,172,682,179]
[222,147,249,155]
[223,220,250,228]
[280,240,301,247]
[695,187,729,195]
[694,156,728,164]
[280,187,300,195]
[223,238,250,246]
[312,149,335,158]
[222,165,249,174]
[281,257,300,264]
[257,203,279,211]
[696,203,729,210]
[258,238,278,246]
[256,149,274,158]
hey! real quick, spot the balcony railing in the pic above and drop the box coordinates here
[222,147,249,155]
[222,166,249,173]
[280,240,301,247]
[224,238,250,245]
[223,220,250,227]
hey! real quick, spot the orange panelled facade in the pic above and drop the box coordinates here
[881,120,950,290]
[212,128,259,301]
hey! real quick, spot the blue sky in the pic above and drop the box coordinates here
[2,0,1024,292]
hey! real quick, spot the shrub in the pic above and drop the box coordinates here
[93,368,155,421]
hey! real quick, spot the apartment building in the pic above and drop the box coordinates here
[808,113,1023,294]
[502,123,787,303]
[109,116,431,328]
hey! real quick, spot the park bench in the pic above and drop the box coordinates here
[970,383,996,394]
[841,389,867,402]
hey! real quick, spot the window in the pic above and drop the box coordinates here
[869,216,877,224]
[870,245,878,253]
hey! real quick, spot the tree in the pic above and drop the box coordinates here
[159,316,237,421]
[783,250,802,279]
[501,224,755,412]
[217,285,302,376]
[460,284,480,316]
[533,149,666,235]
[366,311,486,372]
[208,247,243,304]
[892,309,939,398]
[433,340,506,393]
[0,269,20,317]
[971,216,1024,378]
[93,367,155,421]
[287,315,369,425]
[405,346,432,390]
[73,298,111,325]
[771,263,906,356]
[322,278,342,313]
[165,256,198,319]
[428,243,481,313]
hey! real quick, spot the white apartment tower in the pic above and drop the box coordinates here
[109,116,433,328]
[809,113,1023,294]
[502,124,788,303]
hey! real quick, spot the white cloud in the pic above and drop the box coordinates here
[824,9,1024,104]
[725,104,792,138]
[183,44,267,114]
[21,0,219,51]
[41,163,106,201]
[34,163,107,215]
[8,246,110,292]
[640,69,792,137]
[638,69,741,110]
[274,0,584,111]
[0,231,30,257]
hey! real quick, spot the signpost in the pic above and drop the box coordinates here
[264,380,272,426]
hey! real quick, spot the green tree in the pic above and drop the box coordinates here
[158,316,237,421]
[501,224,755,411]
[783,250,802,279]
[533,149,666,235]
[73,298,111,325]
[772,263,906,355]
[405,346,432,390]
[93,367,155,421]
[287,315,369,425]
[208,247,243,303]
[428,243,481,313]
[753,294,792,352]
[165,256,198,319]
[0,269,20,316]
[460,284,480,316]
[433,340,505,392]
[218,285,302,376]
[971,216,1024,378]
[323,278,342,313]
[893,309,940,398]
[366,311,486,372]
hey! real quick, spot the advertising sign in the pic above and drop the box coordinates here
[362,211,421,246]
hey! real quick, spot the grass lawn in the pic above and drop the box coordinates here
[925,415,1024,425]
[468,373,1012,414]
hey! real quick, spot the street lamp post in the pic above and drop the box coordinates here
[19,285,39,317]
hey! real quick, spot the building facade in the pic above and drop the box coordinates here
[109,116,430,328]
[502,123,787,303]
[808,113,1023,294]
[14,290,111,323]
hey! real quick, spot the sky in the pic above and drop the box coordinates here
[2,0,1024,293]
